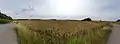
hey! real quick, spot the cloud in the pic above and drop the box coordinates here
[0,0,120,21]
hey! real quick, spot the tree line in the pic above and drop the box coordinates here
[0,12,13,24]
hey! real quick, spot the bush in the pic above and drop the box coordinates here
[81,18,92,21]
[0,19,11,24]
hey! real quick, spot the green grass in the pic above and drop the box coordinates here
[0,19,12,24]
[14,21,112,44]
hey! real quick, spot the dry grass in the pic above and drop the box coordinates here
[15,20,112,44]
[115,22,120,24]
[18,20,104,30]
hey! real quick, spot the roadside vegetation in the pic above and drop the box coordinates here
[112,19,120,24]
[115,22,120,25]
[14,20,113,44]
[0,19,12,24]
[0,12,13,24]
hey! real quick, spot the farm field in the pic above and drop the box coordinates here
[15,20,113,44]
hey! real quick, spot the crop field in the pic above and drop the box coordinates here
[17,20,107,30]
[15,20,112,44]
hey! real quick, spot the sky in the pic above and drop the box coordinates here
[0,0,120,21]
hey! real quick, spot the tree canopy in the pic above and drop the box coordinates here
[81,17,92,21]
[0,12,13,20]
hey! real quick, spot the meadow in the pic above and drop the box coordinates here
[14,20,113,44]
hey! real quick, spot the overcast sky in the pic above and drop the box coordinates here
[0,0,120,21]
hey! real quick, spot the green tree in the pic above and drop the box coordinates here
[0,11,13,24]
[81,17,92,21]
[0,12,13,20]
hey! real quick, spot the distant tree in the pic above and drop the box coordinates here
[81,17,92,21]
[116,19,120,22]
[50,19,57,20]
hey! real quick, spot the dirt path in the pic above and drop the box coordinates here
[107,24,120,44]
[0,23,18,44]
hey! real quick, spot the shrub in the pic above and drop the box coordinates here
[0,19,11,24]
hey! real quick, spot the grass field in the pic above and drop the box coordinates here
[14,20,113,44]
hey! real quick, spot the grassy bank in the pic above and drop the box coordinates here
[0,19,12,24]
[14,20,112,44]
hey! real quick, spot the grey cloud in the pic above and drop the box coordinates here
[0,0,120,21]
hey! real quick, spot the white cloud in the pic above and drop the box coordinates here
[0,0,120,20]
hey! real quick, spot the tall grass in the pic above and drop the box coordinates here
[14,22,112,44]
